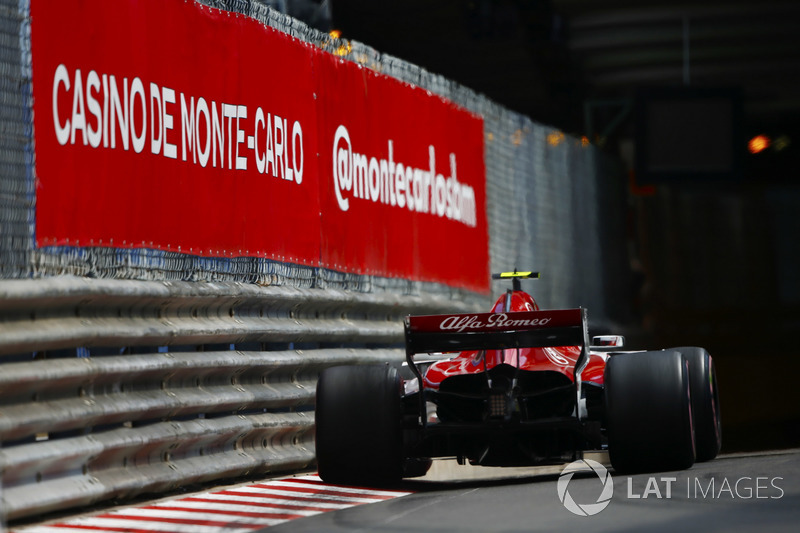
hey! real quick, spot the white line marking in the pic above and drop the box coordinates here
[149,499,322,516]
[181,492,354,510]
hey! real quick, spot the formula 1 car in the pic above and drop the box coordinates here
[315,271,721,483]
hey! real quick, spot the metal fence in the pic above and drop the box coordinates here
[0,0,633,522]
[0,276,483,521]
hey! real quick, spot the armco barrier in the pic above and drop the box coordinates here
[0,277,482,521]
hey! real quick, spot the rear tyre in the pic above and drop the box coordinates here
[671,347,722,462]
[605,350,696,474]
[315,364,404,485]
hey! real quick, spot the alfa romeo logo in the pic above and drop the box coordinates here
[557,459,614,516]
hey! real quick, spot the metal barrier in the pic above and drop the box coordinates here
[0,277,482,521]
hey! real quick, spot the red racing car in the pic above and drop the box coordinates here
[316,271,721,483]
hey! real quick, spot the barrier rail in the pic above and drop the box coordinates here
[0,276,482,521]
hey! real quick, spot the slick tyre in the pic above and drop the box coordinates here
[605,350,696,474]
[671,347,722,462]
[315,364,404,485]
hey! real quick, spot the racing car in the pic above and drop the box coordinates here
[315,271,721,483]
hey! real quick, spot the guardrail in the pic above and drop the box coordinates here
[0,276,483,522]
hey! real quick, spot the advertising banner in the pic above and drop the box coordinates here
[31,0,488,292]
[315,57,487,291]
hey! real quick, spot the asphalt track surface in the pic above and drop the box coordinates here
[266,449,800,533]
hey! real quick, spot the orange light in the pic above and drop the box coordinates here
[334,42,352,57]
[547,131,565,147]
[329,29,342,39]
[748,135,770,154]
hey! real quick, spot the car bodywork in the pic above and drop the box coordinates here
[403,272,606,467]
[315,271,721,484]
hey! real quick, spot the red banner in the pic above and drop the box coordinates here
[31,0,488,292]
[315,58,487,289]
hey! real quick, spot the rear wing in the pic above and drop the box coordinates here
[404,308,593,422]
[404,308,592,392]
[405,308,589,355]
